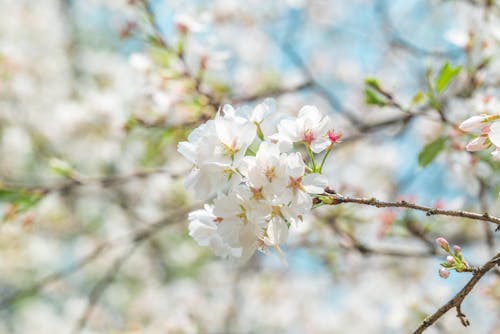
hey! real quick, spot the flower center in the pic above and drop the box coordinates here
[287,176,303,191]
[302,129,314,145]
[250,187,264,200]
[264,166,275,182]
[327,130,342,144]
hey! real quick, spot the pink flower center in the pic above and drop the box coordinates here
[302,129,315,145]
[288,176,303,190]
[327,130,342,144]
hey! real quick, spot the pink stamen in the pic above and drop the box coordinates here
[327,130,342,144]
[302,130,315,145]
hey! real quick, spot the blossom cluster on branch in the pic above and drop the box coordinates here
[460,112,500,159]
[178,100,341,263]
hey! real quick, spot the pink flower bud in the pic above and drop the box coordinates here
[436,237,450,252]
[446,256,455,265]
[439,267,450,279]
[465,136,490,152]
[480,125,491,135]
[459,115,488,132]
[453,245,461,255]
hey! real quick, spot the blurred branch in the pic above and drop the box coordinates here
[324,189,500,228]
[375,0,460,58]
[0,243,108,310]
[281,40,363,126]
[327,217,435,258]
[477,177,496,253]
[71,209,187,333]
[1,168,177,195]
[0,210,188,311]
[230,80,314,104]
[138,0,219,108]
[70,243,139,334]
[412,252,500,333]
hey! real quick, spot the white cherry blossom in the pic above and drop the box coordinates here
[188,204,241,258]
[180,102,335,262]
[274,105,331,153]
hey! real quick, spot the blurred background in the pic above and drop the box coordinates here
[0,0,499,333]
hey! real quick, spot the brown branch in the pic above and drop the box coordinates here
[411,252,500,334]
[324,189,500,227]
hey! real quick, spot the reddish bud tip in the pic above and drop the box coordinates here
[436,237,450,252]
[439,267,450,279]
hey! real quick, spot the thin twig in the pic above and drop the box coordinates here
[324,189,500,227]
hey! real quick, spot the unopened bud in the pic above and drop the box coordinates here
[446,256,455,265]
[436,237,450,252]
[453,245,461,255]
[459,115,488,132]
[465,136,490,152]
[439,267,450,279]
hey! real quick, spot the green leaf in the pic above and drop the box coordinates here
[364,77,381,90]
[364,88,386,107]
[418,136,448,167]
[410,91,425,106]
[49,158,73,177]
[0,188,43,214]
[435,62,461,94]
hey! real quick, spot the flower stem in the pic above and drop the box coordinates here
[307,146,317,172]
[318,147,332,173]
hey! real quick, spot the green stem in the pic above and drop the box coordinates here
[307,146,317,172]
[318,147,332,173]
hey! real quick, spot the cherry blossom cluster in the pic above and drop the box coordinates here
[178,100,341,263]
[459,113,500,159]
[435,237,469,279]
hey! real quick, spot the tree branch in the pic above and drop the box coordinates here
[411,252,500,334]
[324,189,500,227]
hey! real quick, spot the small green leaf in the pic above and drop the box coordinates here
[410,91,425,106]
[364,77,381,90]
[49,158,73,177]
[0,188,43,214]
[364,88,386,107]
[435,62,461,94]
[418,136,448,167]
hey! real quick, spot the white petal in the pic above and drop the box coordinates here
[310,139,331,153]
[459,115,488,132]
[488,121,500,147]
[266,218,289,245]
[302,174,328,194]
